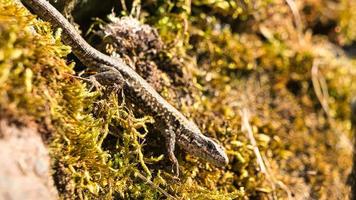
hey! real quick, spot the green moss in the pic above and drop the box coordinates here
[0,1,159,199]
[141,0,355,198]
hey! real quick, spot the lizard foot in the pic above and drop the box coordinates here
[165,128,180,179]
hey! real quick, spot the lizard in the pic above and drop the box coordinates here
[20,0,229,177]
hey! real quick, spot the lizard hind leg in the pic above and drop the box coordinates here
[91,65,126,93]
[164,127,180,178]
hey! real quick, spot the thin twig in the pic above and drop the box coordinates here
[134,171,177,200]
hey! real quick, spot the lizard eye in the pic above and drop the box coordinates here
[206,140,216,149]
[210,138,224,149]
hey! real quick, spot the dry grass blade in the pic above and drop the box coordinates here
[285,0,303,34]
[240,108,292,199]
[240,108,266,174]
[311,60,331,119]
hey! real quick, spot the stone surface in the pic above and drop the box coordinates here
[0,119,58,200]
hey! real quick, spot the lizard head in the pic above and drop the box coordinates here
[177,122,229,167]
[172,114,229,167]
[196,135,229,167]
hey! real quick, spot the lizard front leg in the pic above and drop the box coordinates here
[79,65,125,92]
[91,66,125,89]
[164,126,180,178]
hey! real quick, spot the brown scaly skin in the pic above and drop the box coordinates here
[20,0,228,177]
